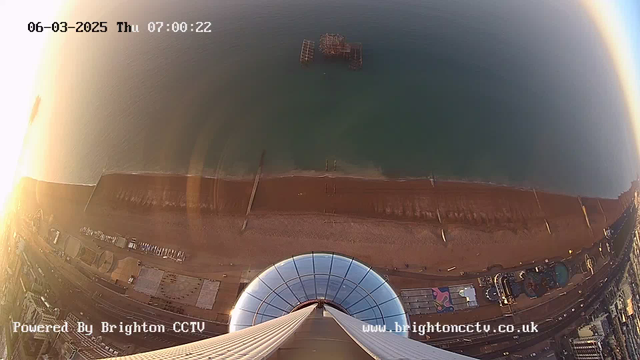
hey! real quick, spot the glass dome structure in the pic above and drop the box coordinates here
[229,253,409,337]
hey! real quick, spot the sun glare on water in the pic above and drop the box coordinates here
[0,0,637,219]
[0,0,66,215]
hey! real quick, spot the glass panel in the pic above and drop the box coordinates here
[378,297,405,317]
[263,290,294,313]
[243,275,273,300]
[313,253,333,275]
[274,258,299,282]
[255,312,277,325]
[347,293,376,314]
[330,256,352,278]
[359,271,384,294]
[259,268,286,290]
[353,308,377,322]
[370,305,383,321]
[234,291,262,311]
[300,274,317,299]
[334,279,357,304]
[345,262,369,285]
[293,254,314,276]
[325,275,342,300]
[343,285,369,310]
[315,275,330,299]
[261,303,287,319]
[286,278,309,302]
[229,253,406,335]
[370,282,397,304]
[275,283,301,306]
[382,314,409,335]
[230,308,257,328]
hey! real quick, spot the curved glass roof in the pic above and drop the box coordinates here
[229,253,409,337]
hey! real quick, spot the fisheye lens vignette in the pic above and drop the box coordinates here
[1,0,639,359]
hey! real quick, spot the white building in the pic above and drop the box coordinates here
[106,253,476,359]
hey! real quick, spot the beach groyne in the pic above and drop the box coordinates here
[19,173,636,233]
[15,174,637,275]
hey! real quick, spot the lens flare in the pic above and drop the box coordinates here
[581,0,640,160]
[0,0,66,213]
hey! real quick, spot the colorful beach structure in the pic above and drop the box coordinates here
[300,33,363,70]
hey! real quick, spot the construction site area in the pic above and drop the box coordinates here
[300,33,363,70]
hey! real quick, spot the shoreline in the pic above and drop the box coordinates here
[17,173,636,248]
[21,169,629,199]
[18,173,636,225]
[15,173,638,277]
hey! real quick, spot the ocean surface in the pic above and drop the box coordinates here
[24,0,637,197]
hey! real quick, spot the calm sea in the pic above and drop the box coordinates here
[25,0,637,197]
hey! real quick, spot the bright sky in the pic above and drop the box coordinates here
[0,0,66,213]
[0,0,638,217]
[581,0,640,168]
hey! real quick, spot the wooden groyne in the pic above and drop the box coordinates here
[242,150,266,231]
[57,172,635,231]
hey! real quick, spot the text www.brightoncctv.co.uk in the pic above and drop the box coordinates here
[362,322,539,336]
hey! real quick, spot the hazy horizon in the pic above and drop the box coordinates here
[18,0,639,198]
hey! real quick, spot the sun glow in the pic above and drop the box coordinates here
[0,0,67,213]
[581,0,640,161]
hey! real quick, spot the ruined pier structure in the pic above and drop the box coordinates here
[300,33,362,70]
[299,39,315,64]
